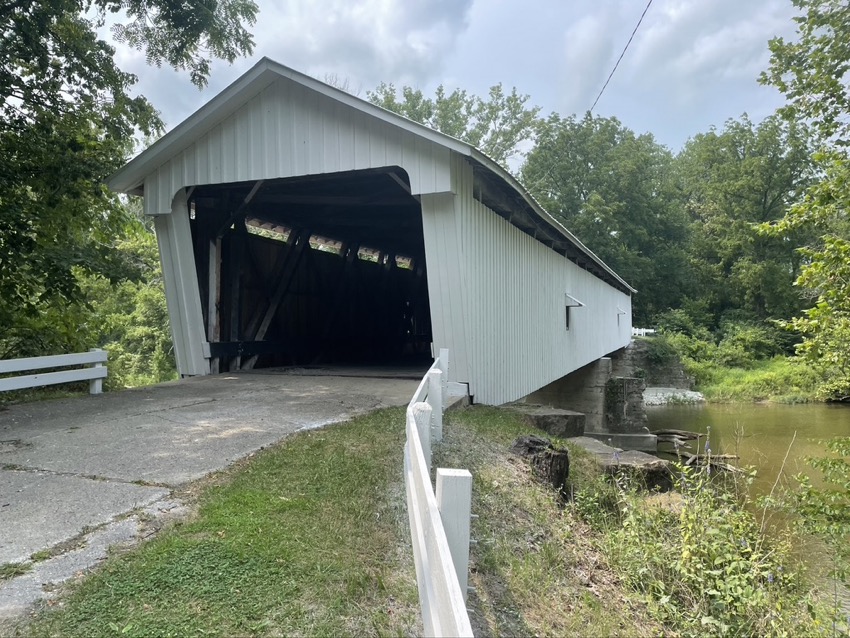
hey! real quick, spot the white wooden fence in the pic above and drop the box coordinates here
[0,349,108,394]
[404,348,474,637]
[632,327,657,336]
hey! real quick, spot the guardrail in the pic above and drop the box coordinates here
[0,349,108,395]
[404,348,474,637]
[632,327,657,336]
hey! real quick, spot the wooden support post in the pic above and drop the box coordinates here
[436,468,473,602]
[214,180,264,238]
[439,348,450,409]
[228,235,243,371]
[207,238,222,374]
[242,228,311,370]
[427,369,443,443]
[412,402,432,473]
[89,348,104,394]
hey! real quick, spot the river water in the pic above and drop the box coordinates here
[647,402,850,612]
[646,403,850,495]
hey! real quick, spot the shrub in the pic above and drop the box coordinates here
[601,465,818,636]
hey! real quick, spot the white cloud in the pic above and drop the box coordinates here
[107,0,802,150]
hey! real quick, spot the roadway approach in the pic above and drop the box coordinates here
[0,369,419,623]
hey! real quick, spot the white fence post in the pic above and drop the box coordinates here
[436,468,473,602]
[89,348,104,395]
[412,402,432,473]
[427,369,443,443]
[438,348,449,409]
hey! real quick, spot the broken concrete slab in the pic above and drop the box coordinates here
[0,470,167,565]
[567,436,672,491]
[508,404,585,438]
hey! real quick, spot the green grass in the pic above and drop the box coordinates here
[686,356,821,403]
[15,404,685,637]
[436,406,663,637]
[0,562,32,581]
[19,407,420,638]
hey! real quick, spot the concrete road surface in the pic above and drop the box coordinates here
[0,369,418,622]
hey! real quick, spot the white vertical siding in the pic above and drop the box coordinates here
[420,193,471,388]
[143,78,453,215]
[154,190,210,376]
[442,157,632,405]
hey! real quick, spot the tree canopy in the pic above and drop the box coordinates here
[0,0,257,355]
[367,82,540,168]
[677,115,815,326]
[761,0,850,397]
[522,113,691,324]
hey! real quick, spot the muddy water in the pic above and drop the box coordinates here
[648,402,850,612]
[646,403,850,494]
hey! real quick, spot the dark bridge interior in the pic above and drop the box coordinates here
[188,167,432,372]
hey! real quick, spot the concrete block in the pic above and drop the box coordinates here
[509,405,585,437]
[583,432,658,453]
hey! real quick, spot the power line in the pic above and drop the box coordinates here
[589,0,654,113]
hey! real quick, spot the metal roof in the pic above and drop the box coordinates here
[108,57,634,293]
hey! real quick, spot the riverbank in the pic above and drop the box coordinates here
[690,356,821,403]
[10,403,837,637]
[8,406,660,637]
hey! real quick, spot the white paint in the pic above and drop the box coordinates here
[422,156,633,405]
[154,191,211,376]
[111,59,635,396]
[427,369,443,443]
[436,469,472,602]
[0,350,107,395]
[126,65,455,215]
[404,354,474,637]
[412,401,432,473]
[438,347,450,409]
[633,327,657,336]
[0,350,106,374]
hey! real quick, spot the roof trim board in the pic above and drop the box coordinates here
[108,57,635,293]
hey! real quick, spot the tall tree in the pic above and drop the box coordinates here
[677,115,815,327]
[761,0,850,397]
[0,0,257,355]
[367,82,540,169]
[521,113,691,324]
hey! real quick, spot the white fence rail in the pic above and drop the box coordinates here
[0,349,108,394]
[404,348,474,637]
[632,327,657,336]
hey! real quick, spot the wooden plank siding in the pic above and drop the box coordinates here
[422,157,632,405]
[143,79,453,215]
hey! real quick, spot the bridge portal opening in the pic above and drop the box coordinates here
[187,167,432,372]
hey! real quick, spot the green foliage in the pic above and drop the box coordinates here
[676,115,815,329]
[641,335,679,366]
[367,82,540,168]
[781,224,850,399]
[522,113,691,324]
[0,0,256,364]
[602,465,817,637]
[761,0,850,147]
[784,436,850,629]
[761,0,850,399]
[790,437,850,583]
[79,214,176,389]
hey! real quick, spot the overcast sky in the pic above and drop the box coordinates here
[115,0,801,153]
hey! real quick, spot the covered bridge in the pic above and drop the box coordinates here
[108,58,634,405]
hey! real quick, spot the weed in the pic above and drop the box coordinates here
[29,550,51,563]
[0,562,32,581]
[598,463,826,636]
[18,407,420,638]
